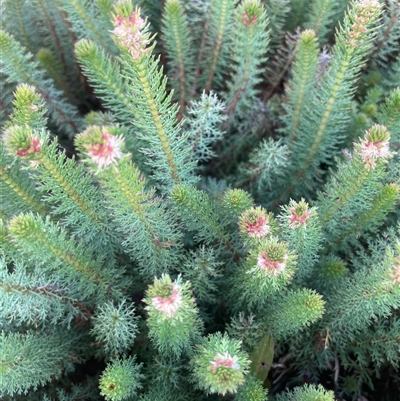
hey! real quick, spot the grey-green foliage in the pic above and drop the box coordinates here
[343,315,400,372]
[75,14,198,190]
[7,212,124,303]
[9,127,114,252]
[4,83,48,130]
[31,0,83,96]
[0,0,399,399]
[162,0,195,115]
[372,0,400,67]
[171,184,238,258]
[91,301,139,358]
[288,230,400,389]
[0,142,46,218]
[273,384,335,401]
[270,0,383,200]
[0,258,84,328]
[377,88,400,143]
[47,378,100,401]
[0,79,15,126]
[74,128,183,279]
[144,274,203,358]
[2,0,39,53]
[0,329,82,397]
[278,199,323,283]
[263,0,290,51]
[284,0,313,31]
[74,40,135,125]
[264,288,325,340]
[241,138,290,194]
[316,126,396,252]
[2,85,114,252]
[134,0,164,34]
[99,356,144,401]
[224,0,270,123]
[59,0,118,55]
[279,29,319,144]
[139,385,194,401]
[227,313,266,353]
[177,246,223,304]
[233,374,268,401]
[186,91,226,165]
[198,0,237,92]
[0,86,50,217]
[387,56,400,88]
[0,30,82,137]
[322,240,400,345]
[305,0,350,44]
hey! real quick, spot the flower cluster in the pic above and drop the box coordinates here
[288,198,311,229]
[210,352,240,373]
[242,12,257,26]
[191,333,250,396]
[112,10,148,59]
[359,140,390,168]
[3,125,43,161]
[239,207,271,239]
[151,282,183,318]
[99,357,143,401]
[355,125,391,169]
[75,126,124,171]
[15,136,41,157]
[143,274,201,358]
[239,0,264,27]
[348,0,381,48]
[257,250,288,276]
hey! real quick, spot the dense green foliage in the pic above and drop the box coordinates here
[0,1,399,400]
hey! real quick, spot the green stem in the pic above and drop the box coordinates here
[296,50,352,180]
[113,169,164,249]
[135,60,180,185]
[27,228,102,285]
[39,153,101,225]
[205,0,229,92]
[169,13,187,119]
[320,166,370,226]
[289,45,313,142]
[225,25,256,118]
[0,167,47,215]
[68,0,113,54]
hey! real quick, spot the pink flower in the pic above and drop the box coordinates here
[257,251,287,276]
[112,12,147,59]
[210,352,240,373]
[289,207,310,229]
[86,132,123,170]
[245,214,270,238]
[242,12,257,26]
[359,139,390,169]
[15,136,41,157]
[151,283,183,317]
[239,207,271,239]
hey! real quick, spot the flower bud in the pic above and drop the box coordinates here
[143,274,202,357]
[75,126,125,172]
[99,357,143,401]
[239,206,274,239]
[191,332,250,396]
[355,125,391,169]
[3,125,43,161]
